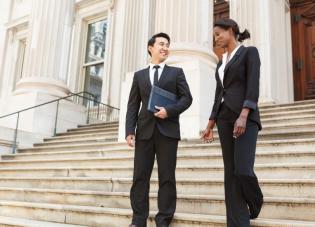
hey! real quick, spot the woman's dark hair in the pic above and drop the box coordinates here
[147,32,170,56]
[214,18,250,42]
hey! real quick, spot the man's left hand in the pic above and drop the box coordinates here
[154,106,168,119]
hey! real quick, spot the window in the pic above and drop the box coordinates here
[13,39,26,90]
[83,19,107,105]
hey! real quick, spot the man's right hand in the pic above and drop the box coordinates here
[126,134,135,147]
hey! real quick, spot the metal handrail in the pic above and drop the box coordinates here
[0,91,118,119]
[0,91,120,153]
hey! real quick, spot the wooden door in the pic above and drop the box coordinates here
[290,0,315,100]
[213,0,229,60]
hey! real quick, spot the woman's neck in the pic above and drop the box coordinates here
[226,40,238,54]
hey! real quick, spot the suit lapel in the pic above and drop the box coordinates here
[224,45,245,74]
[143,66,151,90]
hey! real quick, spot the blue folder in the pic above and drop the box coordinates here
[147,85,177,113]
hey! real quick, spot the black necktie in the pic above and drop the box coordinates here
[153,65,160,85]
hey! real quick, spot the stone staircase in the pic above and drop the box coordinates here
[0,100,315,226]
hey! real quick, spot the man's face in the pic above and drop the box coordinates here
[148,37,170,62]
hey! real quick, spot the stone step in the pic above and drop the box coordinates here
[1,200,314,227]
[0,188,314,221]
[17,138,315,154]
[35,126,315,147]
[61,115,315,138]
[77,122,119,129]
[43,132,119,143]
[17,141,128,153]
[38,136,118,147]
[56,128,118,137]
[259,102,315,113]
[260,121,315,129]
[74,125,119,132]
[38,133,306,149]
[259,99,315,109]
[261,116,315,127]
[6,146,315,162]
[180,138,315,153]
[2,150,315,167]
[260,108,315,118]
[67,125,118,133]
[42,121,315,142]
[0,215,86,227]
[12,148,134,159]
[0,163,313,179]
[0,177,313,198]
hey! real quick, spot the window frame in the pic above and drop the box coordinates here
[81,16,107,103]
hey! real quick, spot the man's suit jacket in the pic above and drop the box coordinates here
[209,45,262,130]
[125,65,192,140]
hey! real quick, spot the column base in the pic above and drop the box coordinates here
[13,77,70,97]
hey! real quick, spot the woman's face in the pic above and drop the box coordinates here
[213,26,233,48]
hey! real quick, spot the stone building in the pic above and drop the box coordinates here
[0,0,314,143]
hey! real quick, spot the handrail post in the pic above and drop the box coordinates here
[87,99,90,124]
[12,112,20,154]
[97,103,100,120]
[54,100,60,136]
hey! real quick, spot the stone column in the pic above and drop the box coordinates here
[154,0,215,62]
[15,0,75,97]
[229,0,294,104]
[0,0,87,138]
[154,0,218,139]
[0,1,11,98]
[118,0,218,140]
[110,0,155,108]
[117,0,157,140]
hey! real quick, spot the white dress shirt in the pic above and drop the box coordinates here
[149,62,165,85]
[218,45,242,103]
[218,45,242,87]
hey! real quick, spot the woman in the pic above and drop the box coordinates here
[201,18,263,227]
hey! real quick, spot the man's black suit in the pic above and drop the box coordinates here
[125,65,192,227]
[209,46,263,227]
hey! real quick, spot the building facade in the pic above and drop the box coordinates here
[0,0,314,144]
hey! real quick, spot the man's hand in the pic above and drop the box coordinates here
[154,106,168,119]
[126,134,135,147]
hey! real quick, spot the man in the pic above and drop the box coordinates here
[125,33,192,227]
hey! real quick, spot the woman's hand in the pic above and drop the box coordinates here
[233,108,250,138]
[201,120,215,143]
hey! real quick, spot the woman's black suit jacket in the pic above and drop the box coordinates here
[209,45,262,130]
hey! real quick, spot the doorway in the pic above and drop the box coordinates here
[290,0,315,100]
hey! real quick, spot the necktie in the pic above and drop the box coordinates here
[153,65,160,85]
